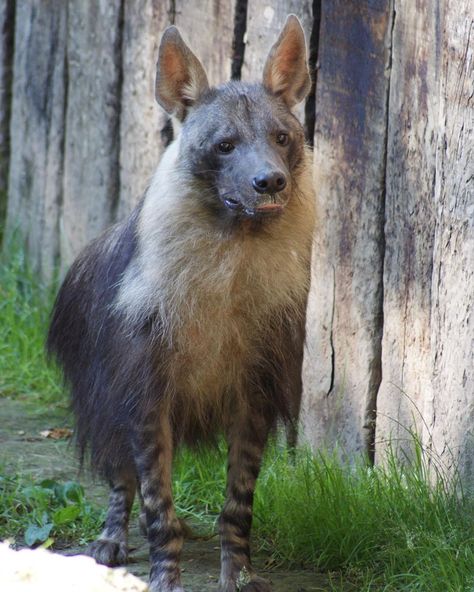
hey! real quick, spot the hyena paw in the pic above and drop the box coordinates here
[240,576,272,592]
[219,574,272,592]
[86,539,128,566]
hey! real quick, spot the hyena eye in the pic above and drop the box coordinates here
[217,141,235,154]
[276,132,289,146]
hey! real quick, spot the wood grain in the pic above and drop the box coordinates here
[302,1,392,459]
[61,0,122,268]
[5,0,66,279]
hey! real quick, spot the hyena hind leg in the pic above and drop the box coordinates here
[87,470,136,566]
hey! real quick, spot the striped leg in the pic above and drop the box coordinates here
[218,414,272,592]
[133,412,184,592]
[87,471,136,566]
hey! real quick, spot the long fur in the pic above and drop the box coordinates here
[48,135,314,477]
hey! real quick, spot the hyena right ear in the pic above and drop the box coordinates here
[155,26,209,121]
[262,15,311,108]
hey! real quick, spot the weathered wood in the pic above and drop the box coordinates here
[0,0,13,199]
[61,1,122,267]
[174,0,237,86]
[375,0,442,460]
[302,1,392,458]
[5,0,66,278]
[242,0,312,122]
[118,0,169,219]
[424,0,473,481]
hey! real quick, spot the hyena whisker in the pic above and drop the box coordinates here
[48,15,315,592]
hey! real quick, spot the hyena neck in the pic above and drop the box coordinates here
[116,136,315,341]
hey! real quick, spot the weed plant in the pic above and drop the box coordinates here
[0,472,104,548]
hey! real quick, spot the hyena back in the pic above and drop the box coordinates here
[48,15,315,592]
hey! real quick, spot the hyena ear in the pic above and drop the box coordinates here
[155,26,209,121]
[262,15,311,109]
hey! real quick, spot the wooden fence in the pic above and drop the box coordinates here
[1,1,472,483]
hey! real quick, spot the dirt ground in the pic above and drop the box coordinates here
[0,398,344,591]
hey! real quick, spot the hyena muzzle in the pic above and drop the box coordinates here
[48,15,315,592]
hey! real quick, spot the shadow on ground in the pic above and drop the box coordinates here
[0,398,348,591]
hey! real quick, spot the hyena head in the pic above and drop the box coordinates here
[155,15,311,221]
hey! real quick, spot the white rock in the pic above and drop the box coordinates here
[0,542,148,592]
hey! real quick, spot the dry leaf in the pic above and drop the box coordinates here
[39,428,73,440]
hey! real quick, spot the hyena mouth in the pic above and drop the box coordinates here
[245,194,288,217]
[223,194,286,217]
[249,201,285,215]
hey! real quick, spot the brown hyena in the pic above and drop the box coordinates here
[47,15,315,592]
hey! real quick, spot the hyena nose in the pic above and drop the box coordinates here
[252,171,287,194]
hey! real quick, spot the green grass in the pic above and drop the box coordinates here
[255,443,474,591]
[172,441,474,591]
[2,247,474,590]
[0,471,104,549]
[0,247,62,404]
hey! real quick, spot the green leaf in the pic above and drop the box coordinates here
[62,481,84,503]
[24,523,53,547]
[39,479,58,490]
[22,486,52,506]
[52,505,81,525]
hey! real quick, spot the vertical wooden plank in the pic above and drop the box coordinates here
[375,0,439,459]
[242,0,312,121]
[61,1,123,267]
[429,0,474,483]
[302,1,392,458]
[118,0,169,218]
[174,0,237,86]
[5,0,66,278]
[0,0,14,200]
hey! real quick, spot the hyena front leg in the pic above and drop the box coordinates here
[133,412,184,592]
[87,470,136,566]
[219,412,272,592]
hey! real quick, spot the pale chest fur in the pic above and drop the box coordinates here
[157,225,310,401]
[118,217,312,403]
[116,143,315,403]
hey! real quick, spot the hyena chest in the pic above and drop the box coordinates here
[167,292,262,401]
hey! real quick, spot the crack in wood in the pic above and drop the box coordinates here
[369,0,397,464]
[231,0,248,80]
[326,263,336,399]
[304,0,321,145]
[0,0,15,230]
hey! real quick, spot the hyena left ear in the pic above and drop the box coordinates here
[262,15,311,109]
[155,26,209,121]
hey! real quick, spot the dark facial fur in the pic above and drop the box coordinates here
[180,82,306,224]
